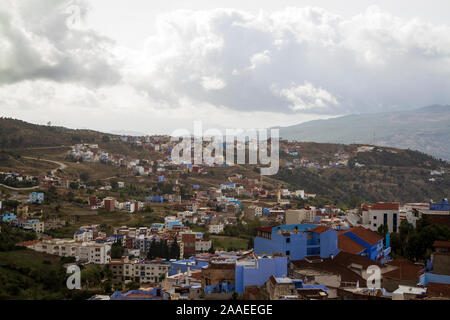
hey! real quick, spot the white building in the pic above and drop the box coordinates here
[208,224,224,234]
[195,239,212,252]
[24,239,111,264]
[285,209,316,224]
[363,203,400,233]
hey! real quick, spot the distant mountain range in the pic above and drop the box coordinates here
[277,105,450,161]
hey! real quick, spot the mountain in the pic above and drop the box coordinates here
[278,105,450,161]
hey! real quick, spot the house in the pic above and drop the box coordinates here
[382,259,423,292]
[235,253,288,294]
[201,260,236,294]
[109,257,170,284]
[254,224,340,260]
[285,209,316,224]
[208,224,224,234]
[264,275,298,300]
[419,241,450,287]
[430,198,450,211]
[289,251,389,298]
[363,202,399,233]
[338,226,390,263]
[392,285,426,300]
[29,192,44,204]
[21,238,111,264]
[104,197,116,212]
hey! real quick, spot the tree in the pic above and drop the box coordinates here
[390,232,403,257]
[169,240,180,260]
[125,281,140,290]
[80,172,90,183]
[399,220,414,242]
[377,224,389,238]
[69,182,79,190]
[110,242,125,259]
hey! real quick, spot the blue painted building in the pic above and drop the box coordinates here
[254,224,340,260]
[1,213,17,222]
[340,226,390,263]
[169,257,209,276]
[235,254,288,294]
[146,196,164,203]
[430,198,450,211]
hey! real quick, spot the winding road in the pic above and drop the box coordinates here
[0,157,68,191]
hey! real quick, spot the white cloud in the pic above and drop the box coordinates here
[1,2,450,133]
[275,82,339,111]
[201,76,226,90]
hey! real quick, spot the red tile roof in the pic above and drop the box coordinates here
[433,240,450,248]
[291,252,382,286]
[338,234,365,255]
[17,240,41,246]
[426,282,450,298]
[370,202,399,211]
[256,226,273,233]
[384,259,423,280]
[311,226,330,234]
[345,226,383,246]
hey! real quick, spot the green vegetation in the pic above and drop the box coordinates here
[276,149,450,205]
[390,218,450,261]
[0,223,37,252]
[147,239,180,260]
[0,249,68,299]
[211,236,248,251]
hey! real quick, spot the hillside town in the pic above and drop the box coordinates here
[2,163,450,300]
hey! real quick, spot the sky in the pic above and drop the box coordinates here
[1,0,450,135]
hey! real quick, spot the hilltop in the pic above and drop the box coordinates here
[277,105,450,161]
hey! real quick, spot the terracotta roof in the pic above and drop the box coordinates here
[384,259,423,280]
[311,226,330,234]
[291,252,383,287]
[370,202,399,211]
[426,282,450,298]
[433,240,450,248]
[17,240,41,246]
[256,226,274,233]
[189,271,202,280]
[345,226,383,246]
[338,234,365,255]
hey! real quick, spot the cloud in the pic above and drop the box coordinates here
[1,3,450,133]
[0,0,121,86]
[275,82,339,111]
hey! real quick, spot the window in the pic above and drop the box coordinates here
[373,223,377,227]
[373,216,377,219]
[286,250,290,256]
[286,238,290,243]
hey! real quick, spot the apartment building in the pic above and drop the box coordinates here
[110,258,171,284]
[23,238,111,264]
[363,202,400,233]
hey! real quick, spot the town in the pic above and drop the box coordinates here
[1,133,449,300]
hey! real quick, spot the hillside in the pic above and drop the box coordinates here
[275,146,450,204]
[1,117,449,205]
[277,105,450,161]
[0,117,162,159]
